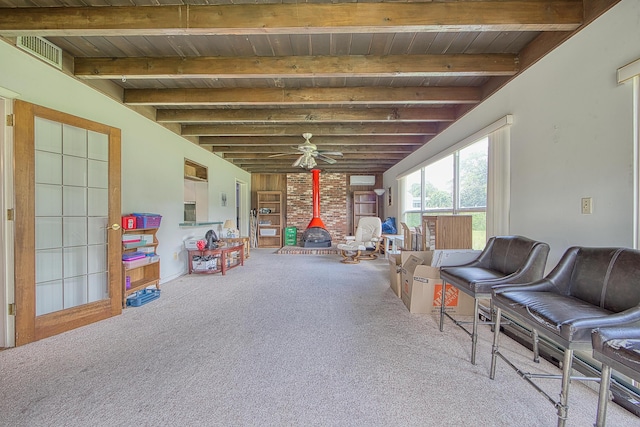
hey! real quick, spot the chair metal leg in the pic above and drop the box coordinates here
[595,364,611,427]
[489,299,495,332]
[557,349,574,427]
[533,328,540,363]
[490,307,502,379]
[439,280,447,332]
[471,298,479,365]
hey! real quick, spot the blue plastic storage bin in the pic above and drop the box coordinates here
[126,289,160,307]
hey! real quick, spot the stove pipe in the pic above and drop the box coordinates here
[302,169,332,248]
[306,169,326,229]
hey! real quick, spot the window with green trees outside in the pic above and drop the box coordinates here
[402,138,487,250]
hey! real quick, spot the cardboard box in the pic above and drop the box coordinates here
[389,251,431,298]
[431,249,481,267]
[400,252,475,315]
[389,255,402,297]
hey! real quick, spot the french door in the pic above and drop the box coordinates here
[13,100,122,346]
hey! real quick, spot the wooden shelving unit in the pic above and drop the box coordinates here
[352,190,378,234]
[257,191,283,248]
[122,227,160,308]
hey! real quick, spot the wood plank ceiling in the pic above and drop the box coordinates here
[0,1,618,174]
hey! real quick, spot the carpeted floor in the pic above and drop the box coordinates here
[0,249,638,426]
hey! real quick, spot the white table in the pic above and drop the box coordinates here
[382,234,404,258]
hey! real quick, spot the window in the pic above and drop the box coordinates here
[401,137,488,249]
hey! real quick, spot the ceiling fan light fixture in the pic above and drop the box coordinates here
[299,154,317,169]
[283,133,341,169]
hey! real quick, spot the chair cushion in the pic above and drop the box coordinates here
[592,327,640,380]
[355,217,382,242]
[569,248,640,313]
[599,339,640,373]
[440,267,506,294]
[494,290,612,343]
[487,236,542,275]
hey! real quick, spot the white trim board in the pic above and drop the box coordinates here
[618,57,640,84]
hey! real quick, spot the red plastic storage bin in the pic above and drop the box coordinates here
[121,215,137,230]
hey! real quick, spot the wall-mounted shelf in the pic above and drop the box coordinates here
[179,221,222,227]
[184,159,208,181]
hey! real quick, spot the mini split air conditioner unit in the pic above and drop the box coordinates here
[349,175,376,186]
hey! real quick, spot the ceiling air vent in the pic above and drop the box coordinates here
[16,36,63,70]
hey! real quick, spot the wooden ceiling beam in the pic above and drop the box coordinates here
[237,165,391,173]
[233,158,399,166]
[182,123,437,136]
[224,153,407,160]
[199,135,429,146]
[202,136,428,145]
[76,54,518,79]
[0,2,582,36]
[211,145,419,154]
[125,87,482,106]
[157,107,456,124]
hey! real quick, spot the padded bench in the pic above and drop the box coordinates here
[490,247,640,427]
[592,327,640,427]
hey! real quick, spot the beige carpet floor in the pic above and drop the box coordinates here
[0,249,638,426]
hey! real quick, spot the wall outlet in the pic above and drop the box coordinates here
[581,197,593,214]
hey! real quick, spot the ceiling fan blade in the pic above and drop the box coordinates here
[292,155,305,167]
[318,151,343,157]
[268,152,298,158]
[317,154,337,164]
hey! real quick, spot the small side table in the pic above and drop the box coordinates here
[219,237,250,259]
[188,244,244,275]
[381,234,403,258]
[392,236,405,254]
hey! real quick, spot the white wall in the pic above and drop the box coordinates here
[0,40,251,282]
[384,0,640,267]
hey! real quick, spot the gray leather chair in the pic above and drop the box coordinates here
[591,327,640,427]
[439,235,550,364]
[490,247,640,427]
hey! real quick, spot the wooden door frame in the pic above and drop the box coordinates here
[14,100,122,346]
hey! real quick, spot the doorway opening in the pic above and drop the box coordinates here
[236,180,249,238]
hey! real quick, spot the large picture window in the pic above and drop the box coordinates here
[402,137,488,249]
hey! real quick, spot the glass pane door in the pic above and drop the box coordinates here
[34,118,109,316]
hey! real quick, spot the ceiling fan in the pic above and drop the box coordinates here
[268,133,343,169]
